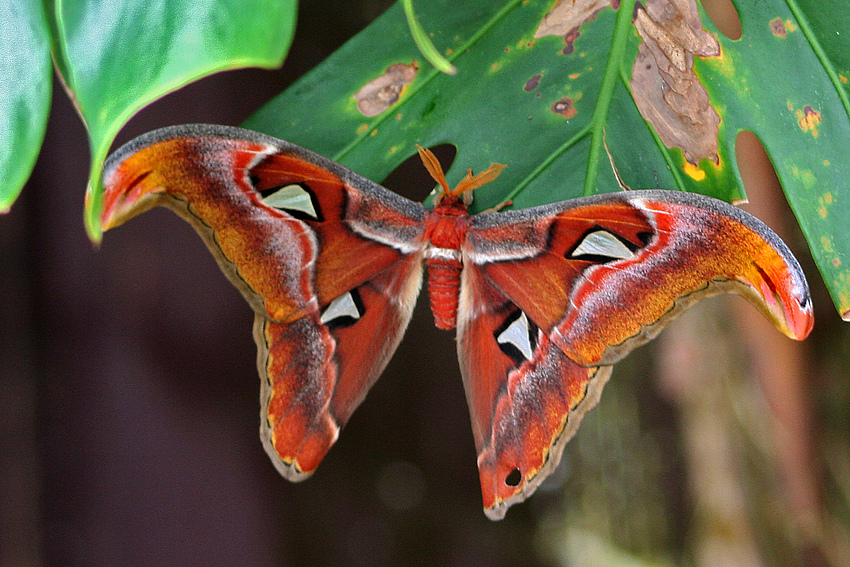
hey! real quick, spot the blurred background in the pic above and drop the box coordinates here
[2,0,849,565]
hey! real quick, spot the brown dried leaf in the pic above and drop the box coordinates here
[353,62,418,117]
[630,0,721,165]
[534,0,614,40]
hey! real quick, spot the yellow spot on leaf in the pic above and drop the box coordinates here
[800,169,817,190]
[712,49,736,78]
[824,159,831,166]
[821,236,834,253]
[356,123,369,135]
[795,105,821,137]
[569,73,580,80]
[785,19,797,32]
[817,192,834,218]
[370,129,378,137]
[840,74,848,84]
[683,162,706,181]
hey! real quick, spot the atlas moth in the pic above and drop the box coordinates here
[101,124,812,519]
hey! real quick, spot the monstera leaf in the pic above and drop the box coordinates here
[0,0,296,237]
[244,0,850,319]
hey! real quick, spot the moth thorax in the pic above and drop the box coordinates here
[425,249,463,330]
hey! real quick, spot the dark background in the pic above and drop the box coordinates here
[2,1,847,566]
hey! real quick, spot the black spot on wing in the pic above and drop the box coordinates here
[505,468,522,487]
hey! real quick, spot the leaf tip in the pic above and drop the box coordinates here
[84,176,105,245]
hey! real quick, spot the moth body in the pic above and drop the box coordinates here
[424,193,471,330]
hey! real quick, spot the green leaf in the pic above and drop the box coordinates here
[244,0,850,319]
[244,0,733,210]
[51,0,297,241]
[0,0,52,212]
[697,0,850,318]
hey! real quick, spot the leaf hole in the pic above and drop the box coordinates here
[505,468,522,487]
[734,130,781,204]
[699,0,742,40]
[381,143,457,202]
[734,131,800,245]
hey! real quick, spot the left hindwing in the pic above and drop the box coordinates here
[456,262,612,520]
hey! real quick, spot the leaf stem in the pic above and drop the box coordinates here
[584,0,637,196]
[401,0,457,75]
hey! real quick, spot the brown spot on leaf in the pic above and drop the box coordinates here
[354,62,418,117]
[796,105,822,137]
[769,17,787,38]
[630,0,721,165]
[524,74,542,92]
[551,97,577,118]
[562,28,582,54]
[535,0,614,43]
